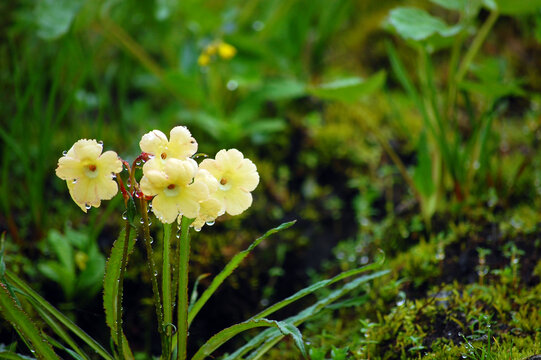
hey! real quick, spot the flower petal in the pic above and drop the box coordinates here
[152,194,180,224]
[169,126,198,158]
[98,151,123,174]
[165,158,197,186]
[140,130,168,155]
[72,139,102,160]
[222,188,252,215]
[56,157,84,180]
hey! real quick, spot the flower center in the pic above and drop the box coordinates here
[84,164,99,178]
[219,178,231,191]
[161,153,167,160]
[164,184,180,197]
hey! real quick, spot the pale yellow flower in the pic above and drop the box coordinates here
[190,169,221,231]
[56,139,122,212]
[199,149,259,216]
[139,126,197,169]
[140,158,208,224]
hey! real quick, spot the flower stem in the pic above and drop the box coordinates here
[162,222,174,359]
[116,219,131,356]
[177,216,194,360]
[139,198,166,345]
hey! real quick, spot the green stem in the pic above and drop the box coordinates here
[5,271,113,360]
[116,219,131,356]
[455,10,499,85]
[139,199,166,344]
[162,222,174,359]
[177,216,194,360]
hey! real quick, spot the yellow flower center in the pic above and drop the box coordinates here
[164,184,179,197]
[84,164,99,179]
[219,177,231,191]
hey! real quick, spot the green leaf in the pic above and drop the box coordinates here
[484,0,541,14]
[47,230,74,274]
[192,319,306,360]
[6,271,113,360]
[430,0,469,10]
[251,257,384,321]
[257,79,306,101]
[35,0,86,40]
[126,196,138,228]
[413,132,435,198]
[387,7,461,41]
[188,221,297,326]
[225,269,390,360]
[37,262,76,300]
[0,283,60,359]
[103,228,136,357]
[76,252,106,297]
[308,71,386,103]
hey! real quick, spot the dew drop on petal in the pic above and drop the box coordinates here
[85,204,91,210]
[194,227,201,232]
[62,151,68,156]
[72,179,77,184]
[98,140,103,145]
[205,221,215,226]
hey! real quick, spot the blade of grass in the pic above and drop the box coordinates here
[187,220,297,327]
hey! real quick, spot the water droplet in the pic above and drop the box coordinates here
[122,211,127,220]
[112,174,117,179]
[85,204,91,210]
[62,150,68,156]
[140,218,145,224]
[194,227,201,232]
[226,80,238,91]
[72,179,77,184]
[148,220,152,226]
[260,298,269,306]
[98,140,103,145]
[252,20,264,31]
[176,231,181,239]
[136,161,141,166]
[205,221,215,226]
[154,270,158,276]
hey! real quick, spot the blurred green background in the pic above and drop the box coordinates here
[1,0,541,358]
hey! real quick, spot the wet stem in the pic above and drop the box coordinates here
[177,216,194,360]
[116,218,131,356]
[139,198,167,350]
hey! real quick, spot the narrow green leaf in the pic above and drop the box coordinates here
[225,269,390,360]
[413,132,435,198]
[192,319,306,360]
[127,196,138,228]
[188,220,296,326]
[0,283,60,359]
[485,0,541,14]
[251,256,384,321]
[103,228,136,357]
[5,271,113,360]
[0,351,35,360]
[308,71,386,103]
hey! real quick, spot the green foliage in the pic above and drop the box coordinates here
[37,227,106,301]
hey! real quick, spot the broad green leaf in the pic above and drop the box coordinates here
[76,252,106,297]
[483,0,541,14]
[251,256,384,321]
[225,269,390,360]
[47,230,74,273]
[387,7,461,41]
[257,79,306,101]
[308,71,386,103]
[35,0,86,40]
[103,228,136,358]
[188,221,296,326]
[430,0,468,10]
[192,319,306,360]
[0,283,60,359]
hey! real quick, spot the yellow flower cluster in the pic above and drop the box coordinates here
[56,126,259,230]
[198,40,237,67]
